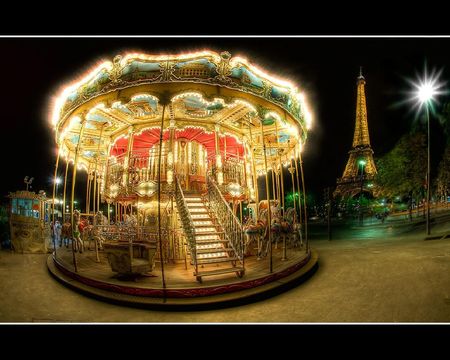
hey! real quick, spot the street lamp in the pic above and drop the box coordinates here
[54,177,62,218]
[358,159,366,226]
[417,82,438,235]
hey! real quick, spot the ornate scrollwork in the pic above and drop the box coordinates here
[215,51,233,82]
[109,55,123,84]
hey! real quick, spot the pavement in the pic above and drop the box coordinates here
[1,219,450,322]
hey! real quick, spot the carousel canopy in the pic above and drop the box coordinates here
[50,51,313,172]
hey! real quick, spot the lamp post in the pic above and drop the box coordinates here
[416,81,439,235]
[358,159,366,226]
[55,177,61,218]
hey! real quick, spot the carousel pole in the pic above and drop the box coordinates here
[274,121,287,261]
[274,120,285,216]
[96,173,101,215]
[260,120,272,273]
[85,164,91,214]
[94,124,105,216]
[294,145,302,227]
[70,117,87,272]
[299,144,308,252]
[51,147,61,254]
[289,158,297,215]
[157,103,167,294]
[169,117,176,262]
[248,121,259,219]
[92,168,97,215]
[62,158,70,224]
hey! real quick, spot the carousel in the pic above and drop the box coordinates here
[47,50,318,307]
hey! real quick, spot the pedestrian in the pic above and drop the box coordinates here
[54,220,62,246]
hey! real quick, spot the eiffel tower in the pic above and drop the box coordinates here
[334,68,377,198]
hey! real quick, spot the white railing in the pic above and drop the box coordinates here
[206,176,244,267]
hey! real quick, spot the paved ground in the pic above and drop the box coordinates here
[1,221,450,323]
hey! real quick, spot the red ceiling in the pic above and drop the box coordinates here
[110,127,244,159]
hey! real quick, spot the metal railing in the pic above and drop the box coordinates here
[206,175,244,267]
[175,175,198,274]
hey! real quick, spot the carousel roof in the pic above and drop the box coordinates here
[50,51,313,171]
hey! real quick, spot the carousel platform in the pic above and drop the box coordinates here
[47,246,318,310]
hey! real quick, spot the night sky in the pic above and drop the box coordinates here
[1,37,450,202]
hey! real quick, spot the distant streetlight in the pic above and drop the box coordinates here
[358,159,366,226]
[54,177,62,217]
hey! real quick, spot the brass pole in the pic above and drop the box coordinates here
[107,202,110,224]
[96,172,101,215]
[51,148,61,254]
[271,168,276,202]
[248,121,259,219]
[274,120,285,216]
[299,145,308,251]
[290,157,297,216]
[158,104,167,293]
[62,158,70,224]
[70,119,86,272]
[85,164,91,214]
[92,167,97,215]
[260,120,272,273]
[294,146,302,226]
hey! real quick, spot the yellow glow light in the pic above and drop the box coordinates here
[231,56,297,91]
[51,61,113,127]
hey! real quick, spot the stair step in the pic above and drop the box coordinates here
[197,256,239,265]
[192,221,214,226]
[188,208,208,213]
[197,252,229,259]
[185,197,202,201]
[196,243,226,249]
[196,248,233,254]
[190,214,210,219]
[195,267,244,278]
[194,227,217,232]
[195,240,227,246]
[195,231,224,237]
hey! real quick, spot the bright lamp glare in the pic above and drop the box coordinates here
[417,83,436,103]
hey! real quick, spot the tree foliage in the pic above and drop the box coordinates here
[436,144,450,199]
[376,132,427,198]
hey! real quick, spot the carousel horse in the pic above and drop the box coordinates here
[61,221,72,247]
[284,207,303,248]
[242,217,266,256]
[72,210,85,253]
[82,211,106,252]
[123,214,138,227]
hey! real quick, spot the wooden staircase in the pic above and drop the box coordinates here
[183,192,244,283]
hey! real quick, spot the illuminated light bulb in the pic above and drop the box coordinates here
[217,171,224,185]
[216,155,222,169]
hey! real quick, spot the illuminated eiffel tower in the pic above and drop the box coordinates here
[334,68,377,198]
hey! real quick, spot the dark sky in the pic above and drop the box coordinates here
[1,37,450,201]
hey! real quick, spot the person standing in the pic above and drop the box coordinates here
[54,220,62,247]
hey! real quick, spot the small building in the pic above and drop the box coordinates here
[8,190,52,253]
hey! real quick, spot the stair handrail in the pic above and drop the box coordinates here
[174,175,197,272]
[206,176,244,267]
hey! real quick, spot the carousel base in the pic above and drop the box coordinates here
[47,246,318,310]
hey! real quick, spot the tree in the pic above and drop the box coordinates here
[376,132,427,200]
[436,140,450,201]
[436,102,450,201]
